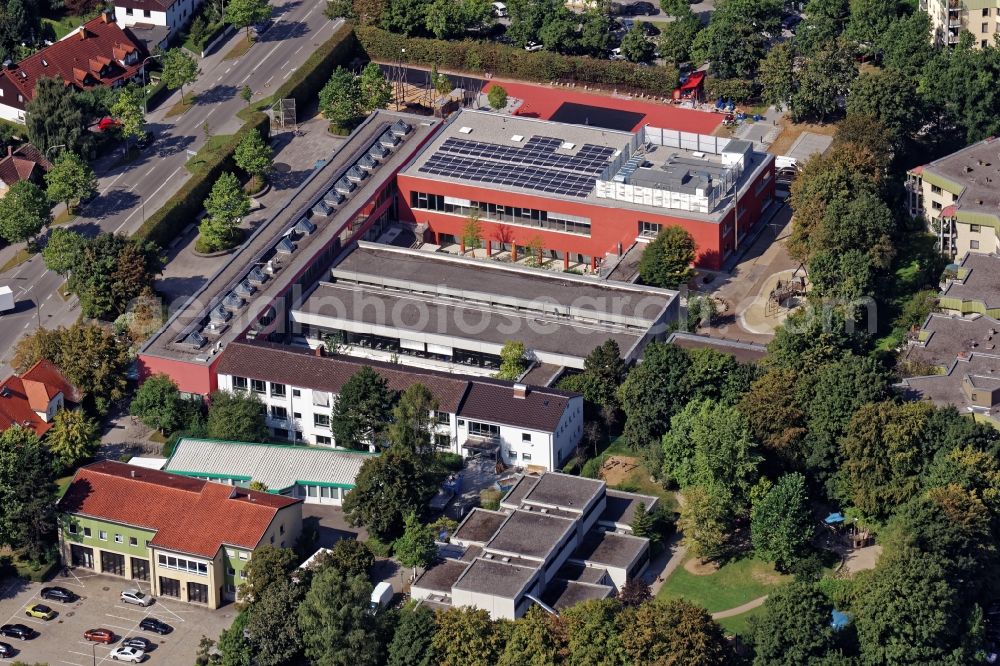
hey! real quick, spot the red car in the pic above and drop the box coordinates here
[84,628,115,644]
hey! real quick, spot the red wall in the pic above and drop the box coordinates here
[137,353,219,397]
[396,157,775,271]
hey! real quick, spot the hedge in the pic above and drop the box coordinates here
[355,26,679,96]
[242,21,360,120]
[133,112,269,247]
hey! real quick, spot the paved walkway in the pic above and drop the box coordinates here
[645,531,687,596]
[711,595,769,619]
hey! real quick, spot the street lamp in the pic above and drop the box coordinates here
[142,54,163,114]
[45,143,66,158]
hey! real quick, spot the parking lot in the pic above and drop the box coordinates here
[0,570,235,665]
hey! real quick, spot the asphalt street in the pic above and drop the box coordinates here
[0,3,341,376]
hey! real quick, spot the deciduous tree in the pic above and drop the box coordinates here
[319,67,362,128]
[110,85,146,142]
[638,225,695,289]
[388,605,437,666]
[130,374,185,434]
[228,0,273,39]
[496,340,527,380]
[620,23,654,63]
[45,408,99,472]
[431,607,504,666]
[244,578,304,666]
[618,342,691,450]
[359,61,392,112]
[0,180,50,244]
[45,151,97,212]
[487,85,508,111]
[498,605,561,666]
[41,227,86,275]
[57,322,131,414]
[331,366,396,449]
[388,383,438,457]
[749,582,836,666]
[342,447,438,541]
[207,390,269,442]
[25,76,87,154]
[161,48,200,103]
[620,598,729,665]
[561,598,626,665]
[394,511,437,575]
[0,426,56,562]
[297,567,382,666]
[200,172,250,251]
[233,129,273,191]
[750,473,813,569]
[238,545,298,606]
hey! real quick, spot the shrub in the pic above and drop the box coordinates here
[480,488,502,510]
[355,27,679,95]
[436,452,464,471]
[366,535,393,557]
[581,456,603,479]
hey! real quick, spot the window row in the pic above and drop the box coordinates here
[232,376,297,398]
[410,192,592,236]
[157,553,209,576]
[68,524,144,548]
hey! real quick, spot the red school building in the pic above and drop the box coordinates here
[396,109,775,271]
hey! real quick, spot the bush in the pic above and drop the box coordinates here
[436,452,464,471]
[355,27,679,96]
[581,456,603,479]
[243,22,360,121]
[366,535,393,557]
[480,488,502,510]
[133,112,269,247]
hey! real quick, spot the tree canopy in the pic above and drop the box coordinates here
[331,366,396,449]
[638,225,696,289]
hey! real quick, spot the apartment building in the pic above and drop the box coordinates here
[57,461,302,608]
[214,339,584,472]
[923,0,999,47]
[907,137,1000,257]
[411,472,656,619]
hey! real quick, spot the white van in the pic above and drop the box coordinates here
[492,1,508,17]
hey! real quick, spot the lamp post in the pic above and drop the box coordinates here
[45,143,66,158]
[141,54,163,114]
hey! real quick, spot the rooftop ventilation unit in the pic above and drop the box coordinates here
[184,331,207,348]
[346,166,367,183]
[210,305,232,324]
[391,119,413,137]
[223,291,244,312]
[562,142,575,150]
[247,266,267,285]
[276,237,296,254]
[235,279,256,297]
[311,201,331,217]
[295,217,317,235]
[323,189,344,206]
[334,177,355,194]
[357,154,378,171]
[458,126,473,134]
[511,135,524,142]
[379,131,401,148]
[369,143,389,160]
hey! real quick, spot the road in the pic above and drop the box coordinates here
[0,3,341,376]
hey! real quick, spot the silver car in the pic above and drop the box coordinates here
[120,589,153,607]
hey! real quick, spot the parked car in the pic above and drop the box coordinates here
[122,637,154,651]
[623,1,657,15]
[492,1,507,17]
[524,41,543,52]
[121,589,153,607]
[609,47,626,61]
[84,628,115,644]
[0,624,34,641]
[25,604,55,620]
[41,586,77,603]
[137,131,155,150]
[110,645,146,662]
[139,618,172,635]
[0,642,14,657]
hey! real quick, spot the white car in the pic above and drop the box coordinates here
[110,646,145,662]
[524,41,543,52]
[120,589,153,607]
[492,1,507,17]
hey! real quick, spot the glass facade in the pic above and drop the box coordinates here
[410,192,591,236]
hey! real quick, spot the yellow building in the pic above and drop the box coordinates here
[922,0,999,47]
[57,461,302,609]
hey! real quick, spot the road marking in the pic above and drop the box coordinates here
[294,45,303,54]
[58,660,84,666]
[216,74,223,82]
[22,322,29,329]
[239,71,252,84]
[114,165,182,233]
[144,166,155,177]
[263,42,282,62]
[281,59,290,69]
[264,75,274,86]
[226,66,232,73]
[99,172,125,195]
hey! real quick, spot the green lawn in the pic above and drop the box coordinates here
[56,475,74,498]
[657,556,791,613]
[42,14,88,41]
[716,604,766,635]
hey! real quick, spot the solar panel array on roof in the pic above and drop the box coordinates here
[418,134,616,198]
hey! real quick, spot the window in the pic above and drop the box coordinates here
[522,433,531,442]
[239,552,249,560]
[99,530,107,541]
[984,7,990,15]
[280,525,285,535]
[125,6,132,14]
[468,421,501,438]
[314,413,331,427]
[434,433,451,449]
[522,452,532,461]
[143,8,151,16]
[931,185,942,195]
[293,412,302,419]
[270,406,288,421]
[971,240,981,249]
[130,536,138,546]
[270,383,286,398]
[251,379,266,394]
[68,523,78,535]
[971,224,981,232]
[638,221,662,238]
[145,540,150,547]
[158,554,209,575]
[316,435,332,445]
[434,411,450,425]
[227,567,235,576]
[84,527,92,538]
[984,22,989,32]
[270,535,274,544]
[932,201,942,210]
[274,427,288,438]
[240,570,248,579]
[307,486,317,497]
[292,389,301,397]
[232,376,248,391]
[114,534,123,543]
[410,192,591,236]
[226,548,236,557]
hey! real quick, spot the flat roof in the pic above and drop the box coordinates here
[905,313,1000,368]
[412,559,471,595]
[140,110,439,365]
[485,509,576,560]
[501,475,539,508]
[783,132,833,164]
[601,489,659,527]
[452,557,538,599]
[520,472,604,512]
[917,137,1000,213]
[666,332,769,364]
[453,508,508,545]
[556,562,610,585]
[900,352,1000,415]
[570,530,648,569]
[540,579,614,610]
[942,253,1000,310]
[164,438,375,491]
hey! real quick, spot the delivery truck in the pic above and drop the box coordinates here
[368,582,393,615]
[0,286,14,314]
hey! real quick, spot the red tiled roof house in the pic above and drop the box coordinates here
[0,359,81,437]
[0,12,146,123]
[57,461,303,608]
[0,143,52,197]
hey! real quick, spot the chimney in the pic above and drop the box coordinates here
[79,28,87,40]
[131,470,136,478]
[101,9,114,22]
[6,146,11,157]
[315,346,324,357]
[513,383,528,399]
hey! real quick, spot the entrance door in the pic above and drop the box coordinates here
[188,582,209,604]
[70,544,94,569]
[100,551,125,576]
[131,558,149,581]
[159,576,180,598]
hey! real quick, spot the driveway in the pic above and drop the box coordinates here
[0,571,235,665]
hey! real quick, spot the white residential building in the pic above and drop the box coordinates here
[114,0,201,37]
[215,340,584,472]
